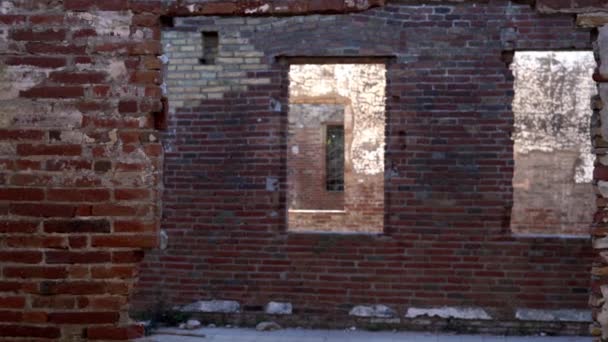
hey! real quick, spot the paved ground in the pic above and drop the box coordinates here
[139,327,591,342]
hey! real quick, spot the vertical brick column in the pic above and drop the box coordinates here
[591,24,608,342]
[0,1,162,340]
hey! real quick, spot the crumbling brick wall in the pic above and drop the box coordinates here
[3,0,606,339]
[0,1,163,340]
[134,1,596,335]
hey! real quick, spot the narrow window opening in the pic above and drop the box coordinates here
[287,63,386,233]
[510,51,596,236]
[326,125,345,192]
[200,31,219,65]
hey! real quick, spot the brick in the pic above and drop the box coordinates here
[73,28,98,39]
[49,71,107,84]
[0,188,44,201]
[69,236,88,248]
[0,282,22,292]
[46,159,92,171]
[47,189,110,202]
[20,86,85,99]
[114,220,155,232]
[23,311,48,324]
[92,234,158,248]
[115,189,150,201]
[91,204,141,216]
[595,165,608,181]
[0,15,26,24]
[49,312,119,324]
[132,13,158,27]
[46,251,111,264]
[118,100,138,113]
[45,281,107,295]
[0,325,60,338]
[10,204,76,218]
[0,130,45,141]
[97,0,131,10]
[10,174,52,186]
[129,41,162,55]
[11,28,66,41]
[142,56,163,70]
[3,266,67,279]
[111,250,144,263]
[0,297,26,309]
[44,219,110,233]
[25,42,86,54]
[0,251,42,264]
[17,144,82,156]
[130,71,161,84]
[87,325,145,340]
[32,296,76,310]
[0,220,39,234]
[88,296,126,310]
[30,14,64,25]
[5,56,66,68]
[0,311,22,322]
[94,160,113,172]
[5,236,67,249]
[91,266,136,279]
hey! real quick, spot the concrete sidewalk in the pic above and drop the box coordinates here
[140,327,591,342]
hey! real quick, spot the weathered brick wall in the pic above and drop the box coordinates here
[0,0,392,340]
[134,1,595,335]
[0,1,164,340]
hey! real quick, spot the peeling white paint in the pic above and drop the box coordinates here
[405,307,492,320]
[245,4,270,14]
[0,65,53,101]
[107,60,127,81]
[72,11,133,38]
[511,51,596,183]
[1,102,82,129]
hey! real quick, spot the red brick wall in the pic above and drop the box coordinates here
[0,1,164,340]
[0,1,384,340]
[134,1,595,334]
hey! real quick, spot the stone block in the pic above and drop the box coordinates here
[265,302,292,315]
[181,300,240,313]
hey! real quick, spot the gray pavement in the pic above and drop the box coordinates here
[139,327,592,342]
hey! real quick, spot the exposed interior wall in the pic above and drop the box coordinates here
[135,2,595,336]
[510,51,596,236]
[287,64,385,233]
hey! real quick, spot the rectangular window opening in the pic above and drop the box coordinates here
[200,31,219,65]
[326,125,345,192]
[510,50,596,237]
[286,63,386,234]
